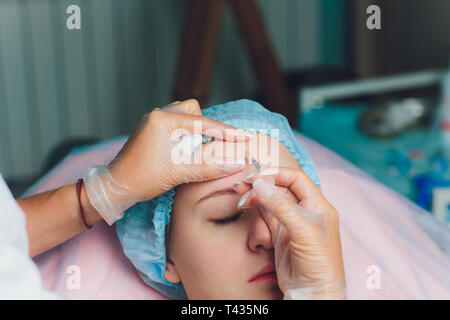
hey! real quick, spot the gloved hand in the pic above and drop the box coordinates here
[83,99,251,225]
[234,167,347,300]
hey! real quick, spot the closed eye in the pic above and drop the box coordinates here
[214,211,244,225]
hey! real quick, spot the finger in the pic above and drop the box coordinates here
[168,112,255,142]
[161,101,182,113]
[251,178,310,236]
[259,206,279,239]
[246,167,321,202]
[233,191,280,235]
[232,176,275,196]
[162,99,203,115]
[232,180,252,195]
[200,140,248,165]
[236,183,298,209]
[176,140,247,183]
[182,99,203,115]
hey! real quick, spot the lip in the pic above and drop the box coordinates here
[248,263,277,283]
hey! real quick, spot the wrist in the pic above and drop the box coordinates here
[80,182,103,226]
[83,166,135,225]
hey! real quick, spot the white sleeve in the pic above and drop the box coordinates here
[0,174,59,299]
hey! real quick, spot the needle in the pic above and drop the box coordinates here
[251,158,261,170]
[201,134,216,144]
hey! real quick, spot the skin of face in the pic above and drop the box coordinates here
[164,133,301,299]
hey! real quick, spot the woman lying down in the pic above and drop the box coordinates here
[116,100,346,300]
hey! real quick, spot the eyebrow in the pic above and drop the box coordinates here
[196,188,237,204]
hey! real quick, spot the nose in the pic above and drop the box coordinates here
[248,208,273,252]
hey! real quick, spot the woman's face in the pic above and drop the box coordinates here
[164,134,301,299]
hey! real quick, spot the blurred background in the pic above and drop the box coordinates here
[1,0,450,225]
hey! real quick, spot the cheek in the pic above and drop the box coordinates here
[170,217,247,282]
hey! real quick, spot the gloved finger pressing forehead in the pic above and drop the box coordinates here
[250,178,315,238]
[232,180,298,210]
[259,204,279,236]
[245,167,322,203]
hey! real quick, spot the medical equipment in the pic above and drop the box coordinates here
[358,98,433,138]
[201,134,216,144]
[437,59,450,152]
[251,158,261,170]
[177,134,217,157]
[115,99,321,299]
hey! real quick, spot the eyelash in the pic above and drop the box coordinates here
[214,211,244,225]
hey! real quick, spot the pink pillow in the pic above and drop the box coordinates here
[29,134,450,299]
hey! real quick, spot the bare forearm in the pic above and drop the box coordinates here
[17,183,103,258]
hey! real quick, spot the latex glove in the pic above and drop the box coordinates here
[234,167,346,300]
[84,99,252,225]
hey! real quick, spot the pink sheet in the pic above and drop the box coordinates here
[28,134,450,299]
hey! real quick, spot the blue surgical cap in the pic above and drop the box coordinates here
[116,99,320,299]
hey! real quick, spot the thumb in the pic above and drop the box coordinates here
[178,140,247,183]
[252,178,309,237]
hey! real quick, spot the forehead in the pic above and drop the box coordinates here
[175,133,300,203]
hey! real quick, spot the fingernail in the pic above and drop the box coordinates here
[238,189,252,208]
[246,169,260,181]
[252,178,274,201]
[232,180,247,188]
